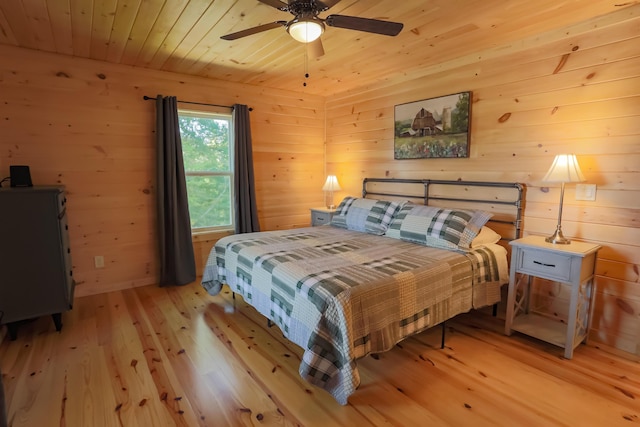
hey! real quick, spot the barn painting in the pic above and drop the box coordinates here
[394,92,471,159]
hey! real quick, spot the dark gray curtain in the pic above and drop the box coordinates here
[156,95,196,286]
[0,312,5,427]
[233,104,260,233]
[0,369,5,427]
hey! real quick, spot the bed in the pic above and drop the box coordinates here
[202,178,524,405]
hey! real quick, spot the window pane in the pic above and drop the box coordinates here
[179,115,231,172]
[178,110,234,231]
[185,175,232,229]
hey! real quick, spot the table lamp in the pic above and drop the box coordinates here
[542,154,585,244]
[322,175,341,209]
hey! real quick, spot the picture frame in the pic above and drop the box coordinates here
[394,91,471,159]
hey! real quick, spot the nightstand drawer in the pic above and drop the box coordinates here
[518,248,572,282]
[312,211,332,226]
[310,208,336,226]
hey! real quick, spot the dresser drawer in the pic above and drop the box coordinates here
[57,190,67,215]
[518,248,572,282]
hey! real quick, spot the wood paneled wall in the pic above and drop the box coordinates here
[0,45,325,297]
[325,6,640,355]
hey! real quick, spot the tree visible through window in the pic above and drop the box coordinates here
[178,111,234,231]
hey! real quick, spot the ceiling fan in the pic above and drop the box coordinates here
[220,0,404,58]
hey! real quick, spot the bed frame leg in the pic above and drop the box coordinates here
[441,321,446,349]
[492,303,498,317]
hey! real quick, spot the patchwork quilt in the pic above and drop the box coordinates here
[202,226,508,405]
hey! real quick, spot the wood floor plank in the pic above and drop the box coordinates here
[1,281,638,426]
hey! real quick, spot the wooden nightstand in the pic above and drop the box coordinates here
[505,235,601,359]
[310,207,336,226]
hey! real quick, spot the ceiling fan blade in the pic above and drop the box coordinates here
[315,0,342,11]
[325,15,403,36]
[221,21,287,40]
[257,0,289,11]
[308,38,325,59]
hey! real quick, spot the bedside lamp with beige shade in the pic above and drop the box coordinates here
[322,175,341,209]
[542,154,586,244]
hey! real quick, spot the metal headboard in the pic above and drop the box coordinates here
[362,178,525,241]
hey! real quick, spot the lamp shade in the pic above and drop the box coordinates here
[288,18,324,43]
[322,175,341,191]
[542,154,586,183]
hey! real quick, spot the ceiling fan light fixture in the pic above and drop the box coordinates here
[287,18,324,43]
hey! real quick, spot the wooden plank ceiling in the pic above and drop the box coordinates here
[0,0,632,97]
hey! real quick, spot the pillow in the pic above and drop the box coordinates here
[330,197,402,235]
[385,204,493,250]
[470,226,502,248]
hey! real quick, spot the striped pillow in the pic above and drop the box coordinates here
[330,197,402,235]
[385,204,493,250]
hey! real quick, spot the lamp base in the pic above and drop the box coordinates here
[545,228,571,244]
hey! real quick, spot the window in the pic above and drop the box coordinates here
[178,110,234,231]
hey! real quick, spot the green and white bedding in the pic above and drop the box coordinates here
[201,225,508,405]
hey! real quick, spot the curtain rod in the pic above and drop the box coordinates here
[142,95,252,111]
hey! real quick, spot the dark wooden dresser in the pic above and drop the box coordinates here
[0,186,75,340]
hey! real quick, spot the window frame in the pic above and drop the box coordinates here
[178,109,235,233]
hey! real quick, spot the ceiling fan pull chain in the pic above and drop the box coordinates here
[303,44,309,87]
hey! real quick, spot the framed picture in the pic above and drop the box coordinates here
[394,91,471,159]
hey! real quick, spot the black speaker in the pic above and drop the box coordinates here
[10,165,33,187]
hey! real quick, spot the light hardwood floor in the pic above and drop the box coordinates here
[1,281,638,427]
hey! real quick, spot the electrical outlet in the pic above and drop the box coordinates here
[94,255,105,268]
[575,184,596,201]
